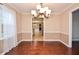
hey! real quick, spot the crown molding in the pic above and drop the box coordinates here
[4,3,21,13]
[4,3,75,15]
[60,3,75,14]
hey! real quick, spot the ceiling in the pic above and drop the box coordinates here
[7,3,74,14]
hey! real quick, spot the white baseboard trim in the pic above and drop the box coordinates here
[0,41,22,55]
[1,47,16,55]
[1,52,6,55]
[59,40,70,48]
[0,48,14,55]
[21,39,60,41]
[17,40,22,46]
[43,39,60,41]
[21,39,32,41]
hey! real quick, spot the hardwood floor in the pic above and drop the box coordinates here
[5,41,71,55]
[72,41,79,55]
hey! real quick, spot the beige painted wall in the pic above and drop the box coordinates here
[21,13,32,33]
[16,12,22,33]
[44,14,60,33]
[59,12,69,45]
[44,14,61,40]
[16,12,22,42]
[21,13,32,40]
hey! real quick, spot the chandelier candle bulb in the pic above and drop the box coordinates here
[39,8,44,13]
[37,5,41,10]
[46,9,51,14]
[31,10,36,15]
[44,7,48,11]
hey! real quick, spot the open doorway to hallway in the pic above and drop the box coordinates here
[32,17,44,41]
[72,9,79,55]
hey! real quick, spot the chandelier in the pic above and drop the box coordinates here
[31,3,51,18]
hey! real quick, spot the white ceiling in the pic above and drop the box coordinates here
[7,3,74,14]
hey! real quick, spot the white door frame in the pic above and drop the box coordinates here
[69,7,79,48]
[31,18,44,41]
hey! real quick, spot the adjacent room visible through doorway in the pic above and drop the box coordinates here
[32,17,44,41]
[72,9,79,55]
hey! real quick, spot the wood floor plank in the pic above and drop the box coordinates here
[5,41,72,55]
[72,41,79,55]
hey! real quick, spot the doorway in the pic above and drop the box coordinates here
[32,17,44,41]
[72,9,79,54]
[72,9,79,41]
